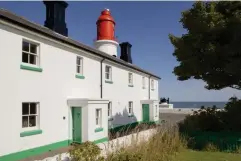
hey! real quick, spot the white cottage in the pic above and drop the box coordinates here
[0,1,160,160]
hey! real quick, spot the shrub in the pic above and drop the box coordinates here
[178,96,241,152]
[69,141,104,161]
[178,105,224,132]
[179,96,241,133]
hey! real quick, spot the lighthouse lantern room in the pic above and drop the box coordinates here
[94,8,118,57]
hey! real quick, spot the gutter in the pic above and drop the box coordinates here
[100,58,105,98]
[149,75,152,100]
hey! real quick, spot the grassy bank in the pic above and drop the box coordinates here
[175,150,241,161]
[69,124,186,161]
[68,123,241,161]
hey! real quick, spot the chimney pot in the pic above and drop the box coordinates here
[43,0,68,36]
[120,42,133,64]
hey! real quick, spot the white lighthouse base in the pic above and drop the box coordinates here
[94,40,119,57]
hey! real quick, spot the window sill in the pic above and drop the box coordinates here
[20,64,43,72]
[95,127,103,133]
[128,114,134,117]
[151,89,154,91]
[128,84,134,87]
[20,129,43,137]
[75,74,85,79]
[105,80,113,84]
[108,117,113,121]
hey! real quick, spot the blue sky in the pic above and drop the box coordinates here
[0,1,240,101]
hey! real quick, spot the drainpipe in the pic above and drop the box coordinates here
[149,75,151,100]
[100,58,105,98]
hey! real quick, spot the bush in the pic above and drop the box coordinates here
[178,96,241,152]
[69,141,104,161]
[179,96,241,132]
[178,105,225,132]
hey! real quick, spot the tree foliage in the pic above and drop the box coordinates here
[169,1,241,90]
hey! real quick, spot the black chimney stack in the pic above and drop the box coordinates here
[43,1,68,36]
[119,42,133,64]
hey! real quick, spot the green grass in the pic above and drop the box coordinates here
[175,150,241,161]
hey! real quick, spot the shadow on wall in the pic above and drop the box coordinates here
[108,108,139,140]
[111,107,138,128]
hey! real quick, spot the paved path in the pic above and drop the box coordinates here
[159,113,188,124]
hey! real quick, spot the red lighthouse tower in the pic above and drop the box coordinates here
[94,9,118,57]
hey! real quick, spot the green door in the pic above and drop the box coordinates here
[72,107,82,143]
[142,104,150,122]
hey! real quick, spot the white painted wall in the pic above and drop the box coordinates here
[0,20,159,158]
[152,101,159,122]
[88,103,108,142]
[102,61,159,128]
[0,22,101,157]
[103,60,149,127]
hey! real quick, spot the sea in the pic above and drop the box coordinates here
[170,102,227,109]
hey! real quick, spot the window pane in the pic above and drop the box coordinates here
[77,66,80,73]
[22,41,29,52]
[129,107,132,113]
[22,103,29,115]
[22,116,28,128]
[96,118,98,125]
[22,52,29,63]
[108,102,111,116]
[29,116,36,127]
[129,102,132,107]
[29,54,36,65]
[30,44,37,54]
[105,73,109,79]
[77,57,80,65]
[30,103,37,114]
[96,110,99,117]
[105,66,109,73]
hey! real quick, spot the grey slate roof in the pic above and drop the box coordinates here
[0,8,160,79]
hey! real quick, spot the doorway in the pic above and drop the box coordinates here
[72,107,82,143]
[142,104,150,122]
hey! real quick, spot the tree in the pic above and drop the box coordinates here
[169,1,241,90]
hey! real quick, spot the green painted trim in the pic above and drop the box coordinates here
[110,122,139,129]
[108,117,114,121]
[0,140,70,161]
[75,74,85,79]
[155,120,160,124]
[95,127,104,133]
[93,137,108,144]
[128,114,134,117]
[105,80,113,84]
[20,64,43,72]
[128,84,134,87]
[20,129,43,137]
